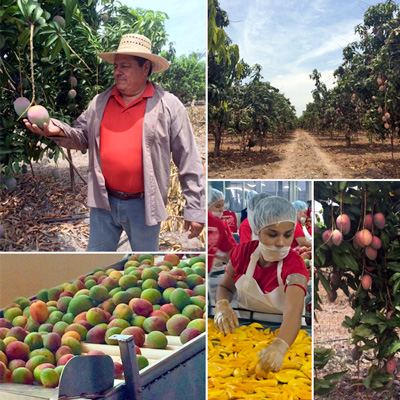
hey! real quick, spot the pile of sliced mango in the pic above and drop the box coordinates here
[208,320,312,400]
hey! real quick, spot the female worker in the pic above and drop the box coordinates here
[240,190,258,223]
[239,192,270,243]
[291,200,312,249]
[208,189,238,269]
[214,196,309,373]
[222,199,238,233]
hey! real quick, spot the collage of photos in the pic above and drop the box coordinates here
[0,0,400,399]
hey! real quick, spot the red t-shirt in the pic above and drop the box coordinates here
[222,219,238,249]
[100,82,154,193]
[230,240,308,294]
[291,221,305,249]
[239,218,252,243]
[208,212,235,272]
[222,210,238,233]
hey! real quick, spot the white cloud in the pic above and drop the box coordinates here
[271,69,336,116]
[218,0,368,116]
[293,23,360,67]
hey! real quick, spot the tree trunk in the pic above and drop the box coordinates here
[345,130,351,148]
[391,133,394,160]
[67,149,75,193]
[212,122,221,158]
[29,160,35,178]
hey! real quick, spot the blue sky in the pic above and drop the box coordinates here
[122,0,206,57]
[219,0,385,116]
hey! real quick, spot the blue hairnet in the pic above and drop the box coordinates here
[247,193,271,231]
[292,200,308,212]
[253,196,297,235]
[208,188,225,208]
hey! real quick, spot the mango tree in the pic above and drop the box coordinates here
[0,0,168,180]
[157,47,206,104]
[208,0,243,157]
[301,1,400,155]
[314,181,400,393]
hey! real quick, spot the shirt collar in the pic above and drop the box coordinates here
[111,81,155,101]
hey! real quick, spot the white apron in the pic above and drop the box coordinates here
[302,225,312,242]
[236,247,286,315]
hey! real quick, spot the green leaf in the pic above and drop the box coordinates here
[342,315,353,329]
[342,253,359,271]
[17,0,28,19]
[44,34,58,48]
[50,38,62,61]
[387,340,400,355]
[334,192,355,204]
[353,306,362,324]
[332,249,346,269]
[353,324,373,338]
[393,279,400,296]
[386,261,400,272]
[387,247,400,260]
[360,313,380,324]
[60,37,71,61]
[32,4,42,23]
[323,370,349,381]
[18,29,30,48]
[346,205,363,217]
[314,347,334,369]
[316,248,326,266]
[316,269,332,297]
[379,232,390,251]
[64,0,78,27]
[26,0,37,18]
[363,374,371,389]
[388,272,400,284]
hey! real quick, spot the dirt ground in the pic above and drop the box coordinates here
[208,129,400,179]
[0,105,206,252]
[315,283,400,400]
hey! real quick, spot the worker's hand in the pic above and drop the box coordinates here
[184,221,204,239]
[214,299,238,335]
[23,119,64,137]
[256,337,289,373]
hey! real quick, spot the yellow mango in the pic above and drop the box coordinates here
[207,319,311,399]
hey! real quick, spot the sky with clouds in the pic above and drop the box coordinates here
[123,0,206,57]
[219,0,385,116]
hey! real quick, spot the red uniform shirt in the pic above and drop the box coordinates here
[100,82,154,193]
[239,217,252,243]
[230,240,308,294]
[222,219,238,249]
[291,221,305,249]
[208,212,236,272]
[222,210,238,233]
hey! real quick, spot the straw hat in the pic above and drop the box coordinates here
[97,34,169,73]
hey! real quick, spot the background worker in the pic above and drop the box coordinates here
[291,201,312,249]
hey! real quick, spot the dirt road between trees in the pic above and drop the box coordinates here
[267,130,348,179]
[208,128,400,179]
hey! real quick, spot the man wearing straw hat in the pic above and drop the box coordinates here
[23,34,205,251]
